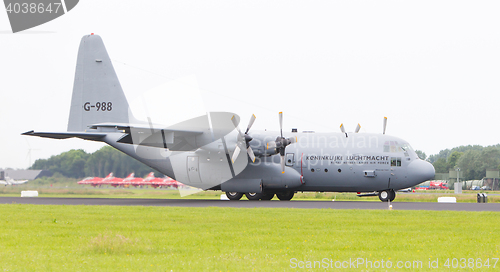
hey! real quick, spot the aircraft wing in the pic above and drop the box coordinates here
[23,111,234,152]
[23,123,206,151]
[109,125,204,151]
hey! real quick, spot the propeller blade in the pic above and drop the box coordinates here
[288,136,297,144]
[340,123,346,134]
[280,155,285,174]
[245,114,256,134]
[231,145,241,163]
[355,123,361,133]
[267,141,276,150]
[279,112,283,137]
[231,115,243,137]
[247,146,256,163]
[383,117,387,134]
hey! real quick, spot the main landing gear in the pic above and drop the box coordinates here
[225,192,243,200]
[378,189,396,202]
[225,191,295,201]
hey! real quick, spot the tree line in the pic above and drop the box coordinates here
[30,146,162,179]
[422,144,500,180]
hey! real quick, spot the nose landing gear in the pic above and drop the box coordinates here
[378,189,396,202]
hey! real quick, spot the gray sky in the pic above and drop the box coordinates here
[1,0,500,169]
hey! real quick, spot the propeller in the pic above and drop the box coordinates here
[383,117,387,134]
[355,123,361,133]
[231,114,256,163]
[340,123,346,134]
[266,112,297,173]
[339,123,361,134]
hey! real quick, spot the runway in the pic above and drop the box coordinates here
[1,197,499,211]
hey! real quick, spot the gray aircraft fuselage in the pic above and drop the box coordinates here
[94,128,434,194]
[23,34,435,201]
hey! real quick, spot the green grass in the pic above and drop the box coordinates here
[0,204,499,271]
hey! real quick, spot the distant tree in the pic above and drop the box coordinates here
[427,149,450,164]
[479,146,500,170]
[31,146,162,179]
[433,158,449,173]
[456,150,482,180]
[415,150,427,160]
[83,146,161,178]
[447,151,463,169]
[31,149,90,178]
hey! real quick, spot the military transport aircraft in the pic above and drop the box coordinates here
[23,34,435,202]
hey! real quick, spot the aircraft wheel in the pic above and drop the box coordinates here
[260,193,275,201]
[245,192,262,201]
[225,192,243,200]
[389,189,396,202]
[378,190,392,202]
[276,191,294,201]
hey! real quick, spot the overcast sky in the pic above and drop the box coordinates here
[1,0,500,169]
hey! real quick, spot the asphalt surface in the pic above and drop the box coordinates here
[1,197,499,211]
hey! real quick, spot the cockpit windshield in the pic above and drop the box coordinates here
[400,143,414,152]
[383,141,414,153]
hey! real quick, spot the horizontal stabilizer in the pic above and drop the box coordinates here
[22,130,106,141]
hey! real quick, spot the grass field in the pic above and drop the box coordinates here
[0,204,499,271]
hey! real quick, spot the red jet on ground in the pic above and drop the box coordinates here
[77,173,113,187]
[122,173,144,187]
[99,173,123,187]
[143,172,185,188]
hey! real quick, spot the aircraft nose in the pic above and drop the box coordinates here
[408,159,435,182]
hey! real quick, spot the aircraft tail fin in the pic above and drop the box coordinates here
[67,34,137,132]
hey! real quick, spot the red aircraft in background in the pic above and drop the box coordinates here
[99,173,123,187]
[143,172,165,188]
[143,172,185,188]
[122,173,144,187]
[78,172,185,188]
[77,173,113,187]
[170,178,185,189]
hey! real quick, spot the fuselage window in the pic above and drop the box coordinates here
[390,157,402,167]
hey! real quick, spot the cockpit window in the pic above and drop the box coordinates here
[383,141,414,153]
[400,143,414,152]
